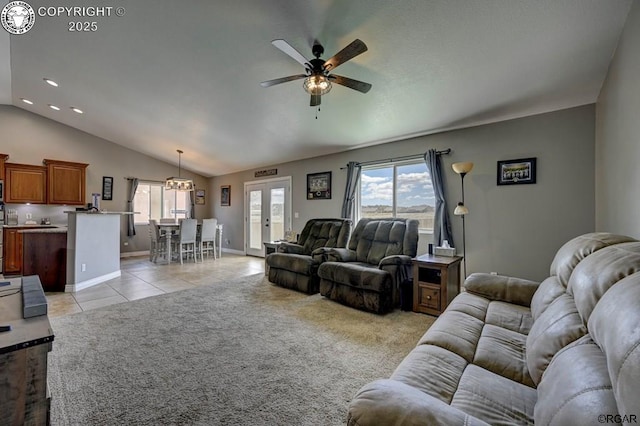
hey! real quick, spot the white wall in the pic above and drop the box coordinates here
[596,0,640,238]
[0,105,209,253]
[211,105,596,281]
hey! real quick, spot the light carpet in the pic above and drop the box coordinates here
[48,274,434,425]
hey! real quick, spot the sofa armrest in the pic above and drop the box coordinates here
[324,248,357,262]
[379,254,413,267]
[463,272,540,307]
[347,379,490,426]
[278,242,305,255]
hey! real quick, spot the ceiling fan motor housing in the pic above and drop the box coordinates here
[312,42,324,58]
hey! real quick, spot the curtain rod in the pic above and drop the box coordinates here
[345,148,451,169]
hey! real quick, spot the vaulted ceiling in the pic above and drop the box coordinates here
[0,0,633,176]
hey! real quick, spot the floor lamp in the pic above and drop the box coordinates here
[452,162,473,278]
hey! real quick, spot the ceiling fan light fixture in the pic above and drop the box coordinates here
[303,75,332,96]
[165,149,194,191]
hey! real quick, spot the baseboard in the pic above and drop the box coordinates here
[120,250,149,258]
[65,270,122,293]
[222,248,245,256]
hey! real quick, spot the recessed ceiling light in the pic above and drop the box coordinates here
[71,107,83,114]
[49,104,60,111]
[44,78,58,87]
[21,98,33,105]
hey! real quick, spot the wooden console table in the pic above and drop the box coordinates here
[0,277,53,425]
[412,254,462,316]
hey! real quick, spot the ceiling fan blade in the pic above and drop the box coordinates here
[310,94,321,107]
[329,74,372,93]
[271,39,310,68]
[323,39,368,71]
[260,74,307,87]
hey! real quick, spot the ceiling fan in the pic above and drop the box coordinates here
[260,39,372,107]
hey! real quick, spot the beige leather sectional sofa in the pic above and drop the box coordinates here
[347,233,640,425]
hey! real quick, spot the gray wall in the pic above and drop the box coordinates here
[211,105,596,281]
[596,0,640,238]
[0,105,209,253]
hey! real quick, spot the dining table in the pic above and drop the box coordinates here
[157,221,224,261]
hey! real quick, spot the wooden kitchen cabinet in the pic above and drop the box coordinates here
[0,153,8,179]
[4,163,47,204]
[44,159,89,205]
[2,228,23,275]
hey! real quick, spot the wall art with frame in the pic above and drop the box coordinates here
[195,189,205,205]
[497,157,537,185]
[102,176,114,200]
[307,171,331,200]
[220,185,231,206]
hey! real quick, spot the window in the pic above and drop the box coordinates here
[134,182,191,224]
[359,161,435,231]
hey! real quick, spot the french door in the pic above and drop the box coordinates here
[244,177,291,257]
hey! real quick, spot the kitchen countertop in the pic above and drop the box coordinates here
[18,227,68,234]
[3,224,66,229]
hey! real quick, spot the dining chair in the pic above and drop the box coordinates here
[148,219,169,263]
[198,218,218,261]
[174,218,198,264]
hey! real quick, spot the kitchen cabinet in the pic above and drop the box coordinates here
[44,159,89,205]
[0,153,8,180]
[2,227,23,275]
[4,163,47,204]
[22,229,67,291]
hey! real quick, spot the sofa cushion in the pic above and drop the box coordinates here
[347,379,491,426]
[417,309,484,363]
[316,261,390,293]
[473,324,534,387]
[588,273,640,416]
[568,242,640,323]
[391,344,468,404]
[347,219,418,265]
[267,253,317,274]
[526,293,587,385]
[484,301,533,335]
[549,232,636,287]
[301,219,350,253]
[534,335,619,425]
[451,364,537,425]
[530,276,565,320]
[441,292,489,322]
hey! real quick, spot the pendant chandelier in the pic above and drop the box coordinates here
[165,149,194,191]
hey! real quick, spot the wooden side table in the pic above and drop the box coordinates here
[412,254,463,316]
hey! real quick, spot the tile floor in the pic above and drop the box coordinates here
[45,254,265,318]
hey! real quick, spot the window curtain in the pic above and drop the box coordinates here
[341,161,361,221]
[127,178,138,237]
[424,149,453,246]
[189,190,196,219]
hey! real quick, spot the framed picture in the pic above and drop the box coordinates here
[221,185,231,206]
[497,158,537,185]
[307,171,332,200]
[195,189,205,205]
[102,176,114,200]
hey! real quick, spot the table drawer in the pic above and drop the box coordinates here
[417,285,440,311]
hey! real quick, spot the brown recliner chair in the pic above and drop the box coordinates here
[317,218,419,314]
[266,218,352,294]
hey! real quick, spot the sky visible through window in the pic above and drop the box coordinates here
[360,162,435,230]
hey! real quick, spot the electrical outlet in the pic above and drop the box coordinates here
[490,271,498,275]
[123,242,129,246]
[81,263,86,272]
[26,213,32,220]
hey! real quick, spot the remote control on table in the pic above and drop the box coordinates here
[0,325,12,332]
